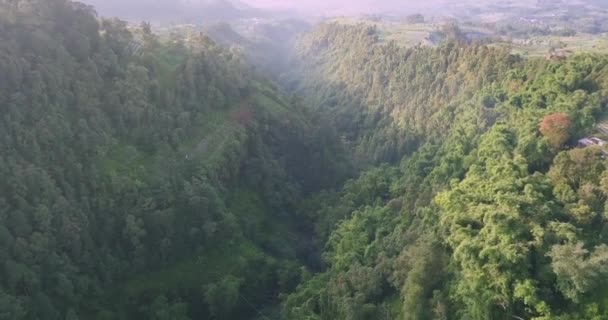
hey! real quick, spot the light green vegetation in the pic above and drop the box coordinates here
[283,22,608,320]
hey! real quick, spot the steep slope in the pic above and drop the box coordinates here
[288,23,519,164]
[0,1,349,319]
[6,2,608,320]
[284,23,608,320]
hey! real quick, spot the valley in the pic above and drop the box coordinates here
[2,0,608,319]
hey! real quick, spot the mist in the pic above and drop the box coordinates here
[79,0,608,23]
[239,0,435,14]
[240,0,606,15]
[78,0,528,21]
[81,0,417,14]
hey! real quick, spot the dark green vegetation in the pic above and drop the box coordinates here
[0,1,349,319]
[4,1,608,320]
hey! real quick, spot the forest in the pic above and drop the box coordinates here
[285,23,608,320]
[3,0,608,319]
[0,1,349,318]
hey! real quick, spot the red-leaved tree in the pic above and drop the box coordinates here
[540,112,572,148]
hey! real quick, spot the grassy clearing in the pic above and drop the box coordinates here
[380,23,436,46]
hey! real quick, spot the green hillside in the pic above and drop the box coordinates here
[0,1,349,319]
[4,1,608,320]
[283,23,608,320]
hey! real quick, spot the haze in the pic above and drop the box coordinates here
[238,0,434,14]
[79,0,606,23]
[80,0,489,19]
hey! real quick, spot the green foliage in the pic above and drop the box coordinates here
[6,2,608,320]
[0,1,350,319]
[284,23,608,320]
[290,23,519,164]
[204,276,244,317]
[146,296,190,320]
[548,243,608,302]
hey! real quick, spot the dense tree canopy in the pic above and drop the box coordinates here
[283,23,608,320]
[0,1,349,319]
[540,112,573,148]
[290,23,519,164]
[4,2,608,320]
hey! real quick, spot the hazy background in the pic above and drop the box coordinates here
[79,0,606,23]
[238,0,422,14]
[79,0,488,20]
